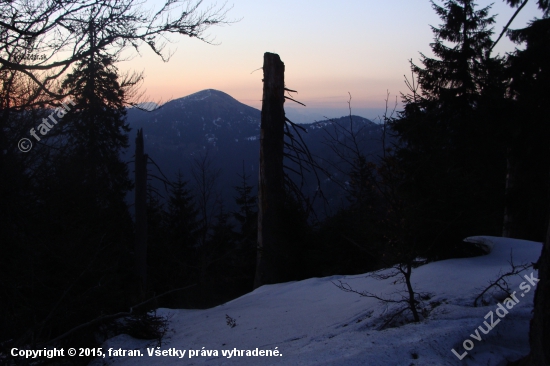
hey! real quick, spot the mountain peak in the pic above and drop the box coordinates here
[178,89,236,103]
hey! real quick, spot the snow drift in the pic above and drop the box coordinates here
[91,236,541,366]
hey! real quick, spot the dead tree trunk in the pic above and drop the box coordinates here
[254,52,286,289]
[135,129,148,296]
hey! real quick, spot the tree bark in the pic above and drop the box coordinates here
[254,52,286,289]
[135,129,148,296]
[526,209,550,365]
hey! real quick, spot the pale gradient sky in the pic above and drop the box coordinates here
[118,0,542,120]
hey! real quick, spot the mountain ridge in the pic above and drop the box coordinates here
[124,89,384,214]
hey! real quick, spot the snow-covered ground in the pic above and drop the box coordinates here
[91,236,541,366]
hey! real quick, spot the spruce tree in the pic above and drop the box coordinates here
[233,165,258,289]
[52,50,134,266]
[59,53,132,204]
[503,17,550,240]
[149,173,199,306]
[414,0,498,105]
[233,164,258,248]
[17,20,138,345]
[165,172,199,248]
[390,0,507,258]
[503,5,550,363]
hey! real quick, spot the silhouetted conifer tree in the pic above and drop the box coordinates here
[165,172,199,248]
[503,16,550,241]
[8,25,139,348]
[234,164,257,247]
[502,3,550,362]
[390,0,507,258]
[149,172,198,307]
[233,165,258,289]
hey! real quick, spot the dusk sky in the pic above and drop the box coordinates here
[119,0,542,120]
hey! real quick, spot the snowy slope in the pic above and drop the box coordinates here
[90,237,541,366]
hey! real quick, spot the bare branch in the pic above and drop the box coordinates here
[473,251,533,306]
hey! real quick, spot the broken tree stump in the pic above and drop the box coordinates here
[254,52,286,289]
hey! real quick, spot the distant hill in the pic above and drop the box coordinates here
[124,89,384,215]
[126,89,261,175]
